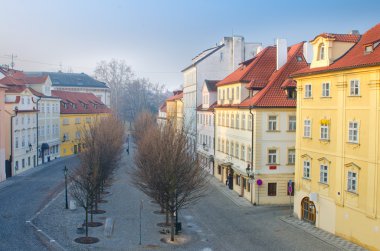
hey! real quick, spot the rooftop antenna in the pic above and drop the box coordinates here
[5,54,17,69]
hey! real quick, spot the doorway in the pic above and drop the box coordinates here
[301,197,316,224]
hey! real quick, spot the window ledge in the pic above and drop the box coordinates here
[266,163,279,166]
[286,163,295,166]
[304,97,313,99]
[287,130,296,132]
[346,190,359,196]
[346,141,360,145]
[318,182,329,187]
[348,95,361,98]
[266,130,281,133]
[302,177,311,181]
[320,96,332,99]
[319,139,330,143]
[302,136,312,139]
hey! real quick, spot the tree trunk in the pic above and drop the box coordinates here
[165,209,169,225]
[170,211,175,242]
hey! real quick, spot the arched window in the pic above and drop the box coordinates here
[319,43,325,60]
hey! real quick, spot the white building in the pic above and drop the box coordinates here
[26,72,111,107]
[196,80,218,175]
[157,102,167,127]
[182,36,261,140]
[4,86,38,175]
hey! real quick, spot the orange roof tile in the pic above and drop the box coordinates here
[310,33,360,43]
[293,23,380,77]
[216,46,277,87]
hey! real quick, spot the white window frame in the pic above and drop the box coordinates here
[288,149,295,165]
[304,119,311,138]
[322,82,330,97]
[268,116,277,131]
[350,80,360,96]
[348,121,359,143]
[303,160,311,179]
[320,164,328,184]
[288,116,296,131]
[241,145,245,160]
[320,123,329,140]
[347,171,357,193]
[268,149,277,164]
[236,114,239,129]
[305,84,312,98]
[242,114,246,130]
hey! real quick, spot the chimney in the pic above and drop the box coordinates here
[303,42,313,63]
[256,46,263,54]
[276,38,287,70]
[232,36,244,70]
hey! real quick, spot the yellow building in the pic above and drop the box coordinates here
[52,90,111,157]
[292,24,380,250]
[166,90,183,130]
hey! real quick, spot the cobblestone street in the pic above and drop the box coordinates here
[29,146,354,251]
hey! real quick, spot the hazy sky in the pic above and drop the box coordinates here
[1,0,379,90]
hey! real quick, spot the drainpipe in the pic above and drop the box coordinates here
[36,96,41,166]
[249,106,254,204]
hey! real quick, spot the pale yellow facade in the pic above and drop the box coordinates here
[294,36,380,250]
[166,96,183,130]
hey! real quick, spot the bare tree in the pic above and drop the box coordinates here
[71,114,125,236]
[131,111,157,143]
[132,118,208,241]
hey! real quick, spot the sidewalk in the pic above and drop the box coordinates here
[0,155,77,191]
[280,215,367,251]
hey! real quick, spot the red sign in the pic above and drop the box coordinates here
[269,165,277,170]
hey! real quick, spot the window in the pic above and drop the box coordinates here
[248,115,252,130]
[319,43,325,60]
[320,121,329,140]
[268,149,277,164]
[268,116,277,131]
[235,143,239,158]
[241,145,245,160]
[76,131,81,139]
[231,114,234,128]
[27,116,30,124]
[236,114,239,129]
[305,84,312,98]
[63,118,69,125]
[304,119,311,138]
[22,159,25,168]
[230,141,234,156]
[350,80,360,96]
[242,114,246,130]
[236,87,239,100]
[86,117,91,123]
[221,140,225,153]
[226,114,229,127]
[288,149,295,165]
[75,118,80,124]
[247,147,252,162]
[268,183,277,196]
[15,161,19,171]
[320,164,328,184]
[236,175,241,186]
[347,171,357,192]
[226,140,230,155]
[63,133,69,141]
[28,157,31,166]
[232,88,234,100]
[348,121,359,143]
[303,160,311,178]
[15,136,19,148]
[227,88,230,99]
[288,116,296,131]
[222,89,225,100]
[22,136,25,147]
[322,82,330,97]
[365,45,373,53]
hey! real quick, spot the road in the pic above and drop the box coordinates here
[0,156,79,251]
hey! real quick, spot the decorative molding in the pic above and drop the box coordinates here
[344,162,361,170]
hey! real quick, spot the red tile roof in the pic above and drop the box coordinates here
[293,23,380,77]
[5,85,27,93]
[166,91,183,101]
[240,42,308,108]
[310,33,360,43]
[216,46,277,88]
[281,79,297,89]
[0,72,47,86]
[52,90,111,114]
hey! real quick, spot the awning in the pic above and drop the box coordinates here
[41,143,49,150]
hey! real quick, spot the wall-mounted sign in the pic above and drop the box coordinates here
[269,165,277,170]
[256,179,263,186]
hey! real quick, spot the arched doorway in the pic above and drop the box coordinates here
[301,197,316,224]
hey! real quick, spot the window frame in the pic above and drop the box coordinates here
[349,79,360,96]
[348,121,359,143]
[304,84,312,98]
[268,149,277,164]
[268,183,277,196]
[322,82,330,97]
[268,115,278,131]
[288,149,295,165]
[347,171,357,193]
[320,164,328,184]
[320,122,329,140]
[304,119,311,138]
[303,160,311,179]
[288,115,296,131]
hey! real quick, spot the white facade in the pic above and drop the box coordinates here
[51,86,110,107]
[6,89,38,175]
[197,81,218,174]
[182,36,261,138]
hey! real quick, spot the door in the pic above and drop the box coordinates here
[301,197,316,224]
[5,160,11,178]
[74,145,78,154]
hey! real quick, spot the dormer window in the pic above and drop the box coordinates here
[286,87,297,99]
[319,43,325,60]
[365,45,373,54]
[296,56,303,62]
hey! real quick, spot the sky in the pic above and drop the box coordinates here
[1,0,379,91]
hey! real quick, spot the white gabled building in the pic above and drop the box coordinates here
[196,80,218,175]
[182,36,262,140]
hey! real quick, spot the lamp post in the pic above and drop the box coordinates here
[64,166,68,209]
[246,164,254,205]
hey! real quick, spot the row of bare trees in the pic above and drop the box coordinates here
[94,59,170,122]
[132,112,208,242]
[70,115,125,237]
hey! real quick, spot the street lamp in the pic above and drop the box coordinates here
[64,166,68,209]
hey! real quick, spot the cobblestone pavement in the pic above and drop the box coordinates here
[280,216,367,251]
[30,145,366,251]
[0,155,79,251]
